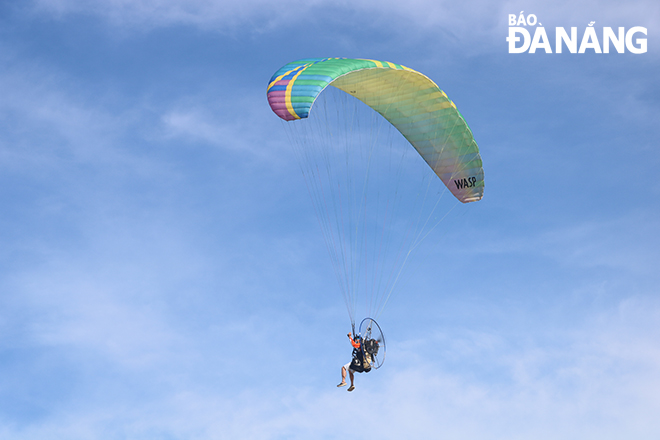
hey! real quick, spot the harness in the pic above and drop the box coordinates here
[349,336,372,373]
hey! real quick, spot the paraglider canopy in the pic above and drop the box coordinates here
[267,57,484,204]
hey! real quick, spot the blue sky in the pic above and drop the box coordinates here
[1,1,659,439]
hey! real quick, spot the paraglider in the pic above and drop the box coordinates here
[336,318,385,391]
[267,58,484,379]
[337,332,363,392]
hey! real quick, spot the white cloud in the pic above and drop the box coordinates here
[29,0,659,54]
[1,296,658,439]
[31,0,315,32]
[159,101,288,162]
[0,57,155,180]
[464,210,660,279]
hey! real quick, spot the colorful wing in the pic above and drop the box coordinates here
[267,58,484,203]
